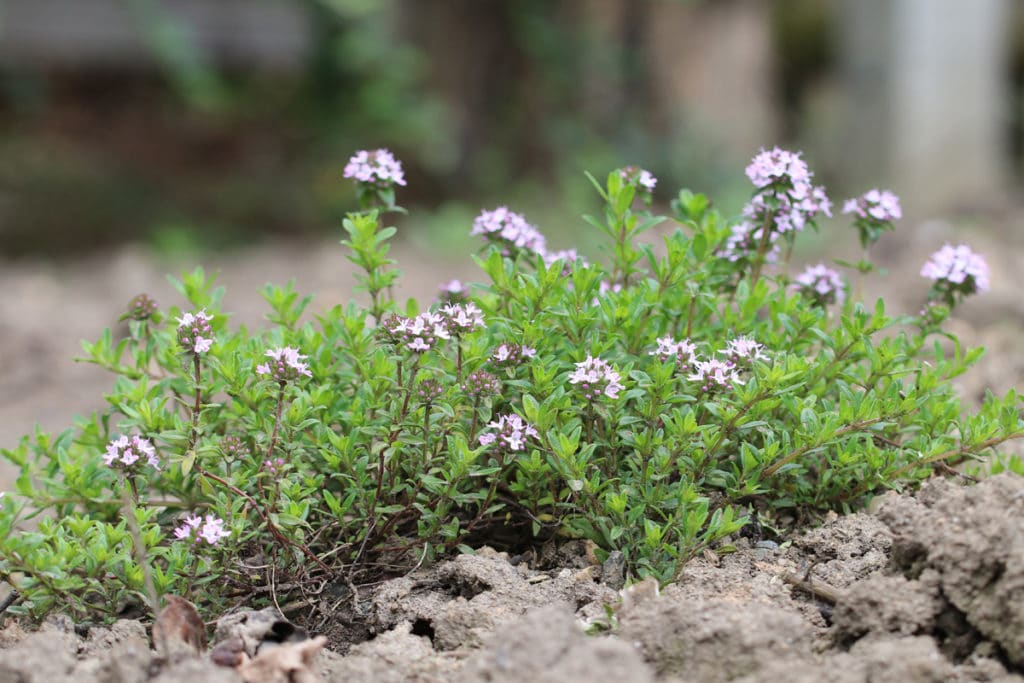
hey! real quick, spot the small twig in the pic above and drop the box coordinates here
[269,564,283,617]
[780,571,842,604]
[0,590,21,618]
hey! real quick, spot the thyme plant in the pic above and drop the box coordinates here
[2,147,1021,622]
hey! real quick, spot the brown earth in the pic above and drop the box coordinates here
[2,473,1023,682]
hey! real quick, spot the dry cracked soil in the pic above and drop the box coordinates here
[2,473,1024,682]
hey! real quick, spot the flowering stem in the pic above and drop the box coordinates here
[119,483,160,623]
[265,383,286,461]
[421,403,432,466]
[456,342,463,383]
[685,296,697,339]
[127,475,140,507]
[189,353,202,449]
[468,396,481,443]
[183,554,199,600]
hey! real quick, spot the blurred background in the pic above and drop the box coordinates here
[3,0,1024,454]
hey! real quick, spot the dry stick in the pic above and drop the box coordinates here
[0,590,21,619]
[780,571,842,604]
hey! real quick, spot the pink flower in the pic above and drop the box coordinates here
[343,149,406,188]
[689,359,743,392]
[441,303,485,332]
[439,279,466,303]
[471,207,547,256]
[717,221,781,263]
[619,165,658,192]
[543,249,588,276]
[176,309,214,355]
[173,515,202,540]
[723,337,769,365]
[104,434,159,470]
[479,414,538,452]
[174,514,230,546]
[257,346,313,383]
[920,244,990,290]
[198,516,230,545]
[792,263,846,306]
[736,148,831,251]
[842,189,902,222]
[651,336,698,367]
[569,355,625,400]
[491,343,537,368]
[920,244,990,306]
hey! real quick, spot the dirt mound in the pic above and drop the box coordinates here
[1,474,1023,682]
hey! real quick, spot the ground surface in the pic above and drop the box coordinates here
[2,473,1023,681]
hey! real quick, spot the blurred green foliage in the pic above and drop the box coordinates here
[0,0,849,257]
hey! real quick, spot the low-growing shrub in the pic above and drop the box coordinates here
[2,148,1021,622]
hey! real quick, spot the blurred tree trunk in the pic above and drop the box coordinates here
[837,0,1011,212]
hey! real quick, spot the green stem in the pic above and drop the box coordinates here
[748,209,775,288]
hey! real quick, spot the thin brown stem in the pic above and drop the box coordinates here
[196,467,331,573]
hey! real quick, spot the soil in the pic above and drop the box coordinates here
[2,220,1024,682]
[1,473,1022,682]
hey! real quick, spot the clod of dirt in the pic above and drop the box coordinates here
[461,605,655,683]
[876,473,1024,667]
[0,625,78,682]
[369,548,618,651]
[793,511,893,589]
[237,635,326,683]
[150,657,241,683]
[831,572,944,645]
[313,620,458,682]
[617,597,812,682]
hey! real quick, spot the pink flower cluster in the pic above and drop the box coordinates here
[343,149,406,188]
[104,434,159,470]
[569,355,625,400]
[478,413,539,452]
[382,312,452,353]
[650,336,697,367]
[618,165,658,191]
[257,347,313,382]
[438,279,466,303]
[718,222,780,264]
[659,336,770,393]
[263,457,285,474]
[462,370,501,398]
[471,207,547,256]
[491,343,537,368]
[723,337,769,365]
[920,244,990,298]
[441,303,485,333]
[689,359,744,392]
[543,249,588,276]
[792,263,846,306]
[173,514,230,546]
[842,189,902,222]
[177,310,214,354]
[722,148,831,261]
[125,293,158,322]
